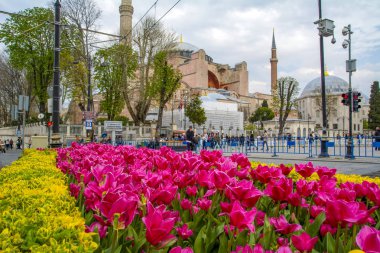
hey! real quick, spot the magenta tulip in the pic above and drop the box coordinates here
[356,225,380,253]
[291,232,318,252]
[295,162,315,178]
[270,215,302,235]
[264,178,293,202]
[176,224,193,240]
[142,202,177,246]
[169,246,194,253]
[197,198,212,211]
[226,201,256,232]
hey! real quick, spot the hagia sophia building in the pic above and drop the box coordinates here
[67,0,369,137]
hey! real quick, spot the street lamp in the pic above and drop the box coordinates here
[307,114,311,135]
[342,24,356,159]
[314,0,336,158]
[183,90,189,130]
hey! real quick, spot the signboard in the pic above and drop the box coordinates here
[85,120,93,130]
[104,121,123,131]
[16,129,22,137]
[83,111,95,120]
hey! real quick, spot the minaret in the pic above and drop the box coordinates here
[119,0,133,44]
[270,29,278,95]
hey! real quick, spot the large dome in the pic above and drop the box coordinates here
[174,42,199,53]
[300,75,348,98]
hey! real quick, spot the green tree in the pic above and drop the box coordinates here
[0,8,55,113]
[249,107,275,123]
[262,99,269,108]
[368,81,380,130]
[272,76,299,136]
[149,51,182,138]
[94,44,137,120]
[123,16,177,125]
[185,95,207,127]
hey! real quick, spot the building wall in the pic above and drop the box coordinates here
[296,94,369,133]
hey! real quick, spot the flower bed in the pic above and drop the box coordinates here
[58,143,380,253]
[0,149,97,252]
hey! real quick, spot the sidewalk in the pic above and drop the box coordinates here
[0,149,22,169]
[243,152,380,177]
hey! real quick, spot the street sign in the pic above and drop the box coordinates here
[101,132,107,138]
[83,111,95,120]
[85,120,93,130]
[38,113,44,120]
[104,121,123,131]
[16,129,22,137]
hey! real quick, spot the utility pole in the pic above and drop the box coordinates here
[314,0,336,157]
[51,0,62,147]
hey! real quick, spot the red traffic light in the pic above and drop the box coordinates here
[47,121,53,127]
[341,93,349,106]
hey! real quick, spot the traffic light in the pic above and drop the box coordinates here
[47,121,53,127]
[341,92,349,106]
[353,92,361,112]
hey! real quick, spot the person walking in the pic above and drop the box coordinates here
[374,127,380,151]
[9,139,13,150]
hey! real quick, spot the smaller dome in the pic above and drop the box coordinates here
[300,75,349,98]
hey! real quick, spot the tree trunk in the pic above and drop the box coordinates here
[155,104,164,140]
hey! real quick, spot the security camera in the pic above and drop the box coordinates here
[342,26,349,36]
[342,39,349,49]
[331,36,336,44]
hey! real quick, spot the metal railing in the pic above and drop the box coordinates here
[69,136,380,158]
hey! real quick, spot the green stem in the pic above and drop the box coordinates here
[334,223,341,253]
[275,201,281,217]
[352,224,358,249]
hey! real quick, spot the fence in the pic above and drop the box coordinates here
[94,136,380,158]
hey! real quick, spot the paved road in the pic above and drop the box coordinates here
[0,149,22,169]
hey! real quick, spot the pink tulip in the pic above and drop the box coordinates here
[197,198,212,211]
[277,237,289,246]
[291,232,318,252]
[295,162,315,178]
[176,224,193,240]
[226,180,262,208]
[270,215,302,235]
[180,198,193,211]
[169,246,194,253]
[226,201,256,232]
[69,183,81,198]
[185,186,198,196]
[85,221,108,238]
[211,170,231,190]
[264,178,293,202]
[320,224,337,236]
[100,193,139,229]
[316,166,336,178]
[276,246,292,253]
[232,244,266,253]
[146,183,178,205]
[255,211,266,226]
[296,179,317,197]
[142,202,177,246]
[279,164,293,176]
[250,165,283,184]
[356,226,380,253]
[203,189,217,198]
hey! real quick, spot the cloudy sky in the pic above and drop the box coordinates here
[1,0,380,97]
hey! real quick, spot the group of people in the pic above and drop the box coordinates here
[0,138,14,153]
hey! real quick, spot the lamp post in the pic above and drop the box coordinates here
[51,0,62,148]
[307,114,311,135]
[342,24,356,159]
[314,0,336,157]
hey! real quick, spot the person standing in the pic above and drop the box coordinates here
[9,138,13,150]
[374,127,380,151]
[186,126,195,151]
[262,130,269,151]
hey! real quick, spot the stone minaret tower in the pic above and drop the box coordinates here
[270,29,278,95]
[119,0,133,44]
